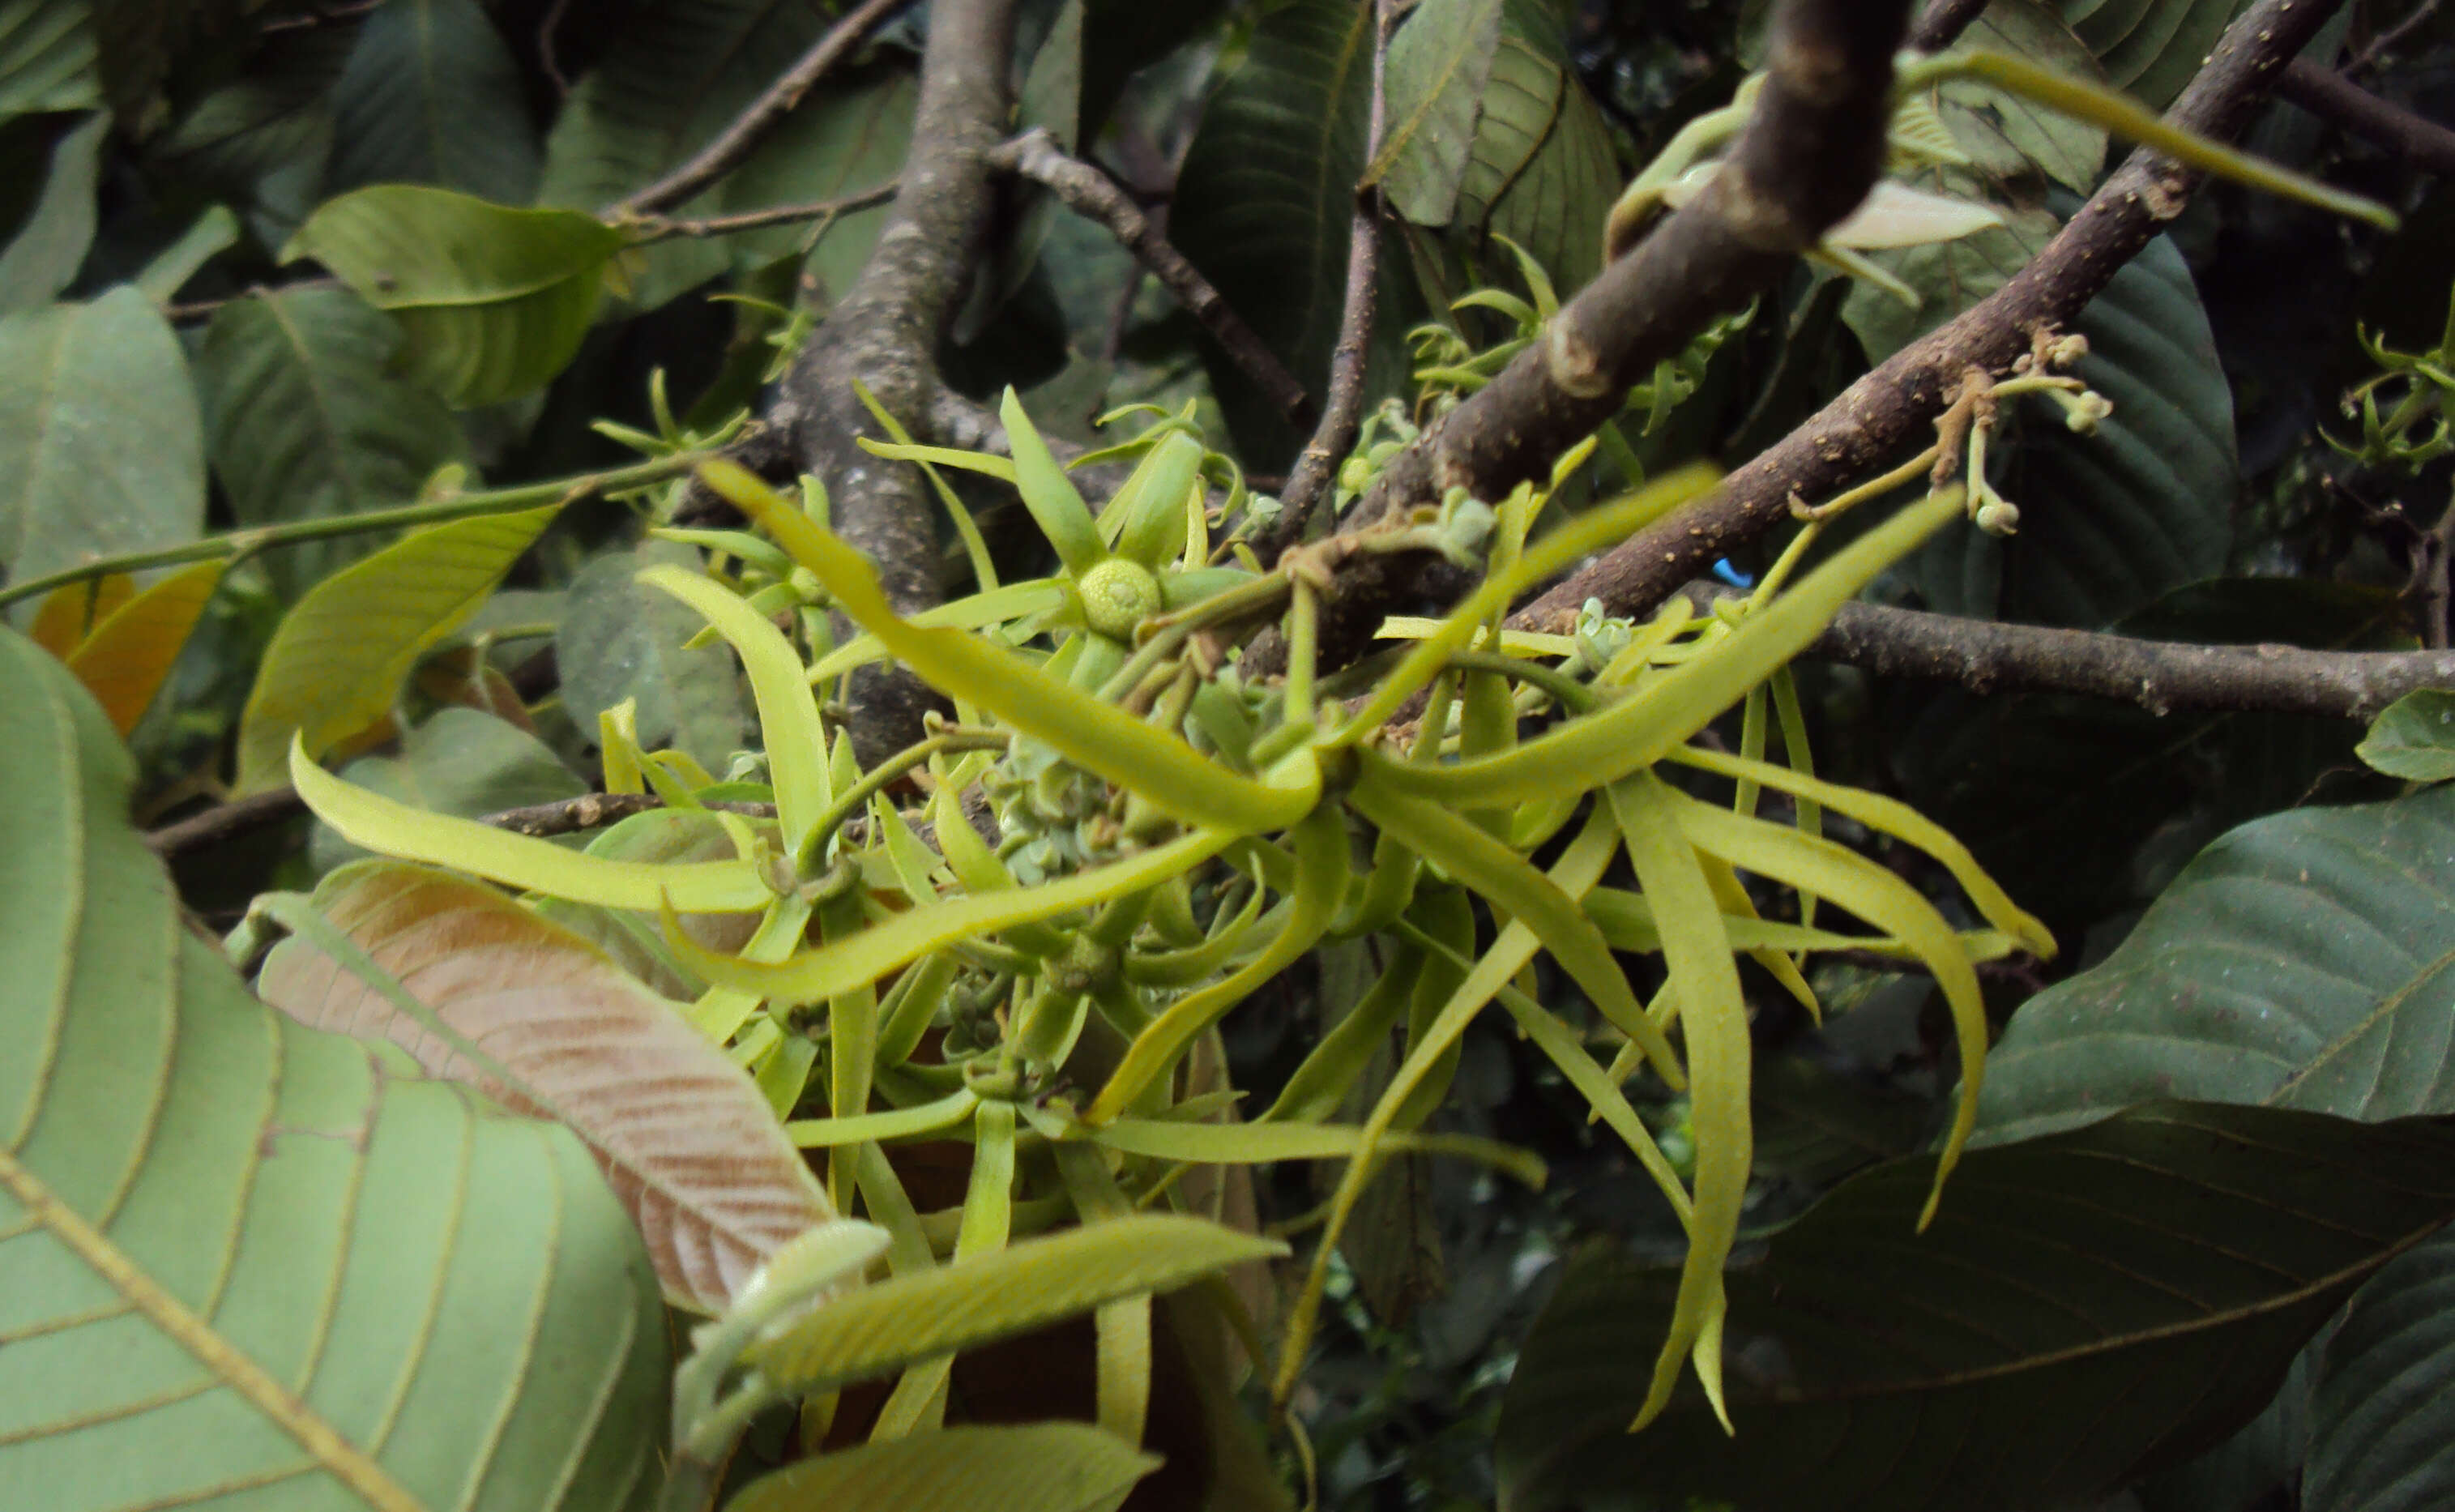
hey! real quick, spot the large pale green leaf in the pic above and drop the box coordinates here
[257,861,838,1314]
[0,288,203,598]
[0,626,668,1512]
[2305,1219,2455,1512]
[1917,232,2235,628]
[284,186,624,406]
[236,502,561,791]
[2064,0,2252,112]
[195,285,471,597]
[556,541,749,778]
[1172,0,1388,462]
[727,1423,1159,1512]
[0,0,98,119]
[326,0,541,204]
[1977,784,2455,1144]
[1497,1101,2455,1512]
[306,707,585,873]
[744,1215,1285,1393]
[1368,0,1505,227]
[0,112,105,312]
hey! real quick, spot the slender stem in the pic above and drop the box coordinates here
[1447,650,1599,713]
[793,729,1007,877]
[1283,577,1321,728]
[0,452,708,611]
[625,184,901,246]
[611,0,912,217]
[991,129,1312,427]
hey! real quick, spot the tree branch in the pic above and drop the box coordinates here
[1264,0,1399,557]
[611,0,912,217]
[2276,58,2455,177]
[1684,586,2455,720]
[1515,0,2347,631]
[1909,0,1993,53]
[988,127,1313,427]
[1247,0,1915,677]
[773,0,1021,764]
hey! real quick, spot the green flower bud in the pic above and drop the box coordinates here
[1076,557,1163,640]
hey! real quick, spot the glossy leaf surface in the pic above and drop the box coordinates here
[1500,1102,2455,1512]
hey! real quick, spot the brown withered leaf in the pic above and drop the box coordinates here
[256,860,834,1314]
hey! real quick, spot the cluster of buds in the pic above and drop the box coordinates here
[1949,330,2116,539]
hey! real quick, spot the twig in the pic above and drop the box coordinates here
[991,127,1313,427]
[1514,0,2347,631]
[147,789,308,857]
[0,451,710,611]
[610,0,912,217]
[164,276,344,323]
[1262,0,1398,559]
[1910,0,1993,52]
[538,0,574,95]
[2350,0,2443,76]
[624,184,902,245]
[1680,585,2455,720]
[480,793,776,837]
[2276,58,2455,177]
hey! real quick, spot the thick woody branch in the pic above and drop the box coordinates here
[1249,0,1912,675]
[1518,0,2346,630]
[1687,587,2455,720]
[776,0,1019,763]
[989,128,1313,426]
[1348,0,1912,539]
[612,0,912,217]
[2276,58,2455,176]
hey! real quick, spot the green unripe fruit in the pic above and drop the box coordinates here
[1077,557,1162,641]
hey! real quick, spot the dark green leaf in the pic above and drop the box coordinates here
[327,0,541,204]
[1173,0,1401,463]
[2306,1219,2455,1512]
[194,285,470,596]
[0,0,99,120]
[2066,0,2252,113]
[143,24,352,247]
[1369,0,1505,227]
[556,540,749,778]
[2358,689,2455,782]
[1978,784,2455,1144]
[1079,0,1229,140]
[0,112,105,314]
[284,186,625,406]
[0,288,203,595]
[0,626,668,1511]
[1498,1101,2455,1512]
[308,707,586,873]
[1923,233,2235,627]
[132,204,240,305]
